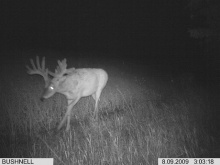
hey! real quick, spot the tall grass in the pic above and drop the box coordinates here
[0,53,215,164]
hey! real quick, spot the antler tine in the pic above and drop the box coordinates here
[30,58,36,71]
[36,56,41,70]
[41,56,45,71]
[58,59,67,69]
[53,58,67,77]
[26,58,36,74]
[26,64,33,74]
[26,56,52,86]
[55,60,62,73]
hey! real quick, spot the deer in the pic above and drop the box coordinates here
[26,56,108,131]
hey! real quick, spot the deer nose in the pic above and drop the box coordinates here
[40,97,45,102]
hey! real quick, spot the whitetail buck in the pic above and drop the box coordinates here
[26,56,108,131]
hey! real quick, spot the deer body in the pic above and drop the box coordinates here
[26,57,108,131]
[42,68,107,99]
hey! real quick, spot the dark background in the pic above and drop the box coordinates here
[0,1,202,64]
[1,0,187,53]
[0,0,219,86]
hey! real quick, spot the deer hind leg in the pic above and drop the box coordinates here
[93,89,102,116]
[58,97,81,131]
[92,94,97,116]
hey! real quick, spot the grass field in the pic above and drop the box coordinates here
[0,51,217,164]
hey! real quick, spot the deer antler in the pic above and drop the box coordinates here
[50,59,68,78]
[26,56,51,87]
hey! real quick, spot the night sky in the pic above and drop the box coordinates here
[0,0,218,75]
[0,1,187,53]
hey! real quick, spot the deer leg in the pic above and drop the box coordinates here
[93,89,102,116]
[58,97,80,131]
[65,97,81,131]
[92,94,96,100]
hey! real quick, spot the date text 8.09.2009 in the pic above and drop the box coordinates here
[158,158,219,165]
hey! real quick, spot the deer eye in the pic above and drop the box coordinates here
[49,86,54,90]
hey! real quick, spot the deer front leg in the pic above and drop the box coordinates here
[58,97,81,131]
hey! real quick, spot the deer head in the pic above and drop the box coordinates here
[26,56,74,100]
